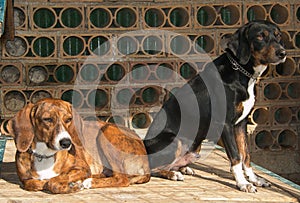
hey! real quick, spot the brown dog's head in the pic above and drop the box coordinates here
[225,20,286,66]
[7,98,83,153]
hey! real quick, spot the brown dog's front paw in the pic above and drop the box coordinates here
[23,179,48,191]
[46,179,82,194]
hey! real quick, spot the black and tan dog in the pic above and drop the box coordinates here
[7,98,150,194]
[143,20,286,192]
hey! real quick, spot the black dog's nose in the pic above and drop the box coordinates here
[59,138,72,149]
[276,49,287,59]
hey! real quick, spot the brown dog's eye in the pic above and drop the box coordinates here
[43,117,53,123]
[65,117,72,123]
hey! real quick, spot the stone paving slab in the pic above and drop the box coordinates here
[0,139,299,202]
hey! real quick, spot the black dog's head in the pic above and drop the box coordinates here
[225,20,286,66]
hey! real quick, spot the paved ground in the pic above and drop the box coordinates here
[0,139,299,202]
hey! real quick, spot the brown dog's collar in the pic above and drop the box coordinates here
[27,148,56,162]
[226,52,256,80]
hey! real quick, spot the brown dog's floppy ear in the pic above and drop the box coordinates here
[67,104,84,147]
[7,103,35,152]
[226,23,251,65]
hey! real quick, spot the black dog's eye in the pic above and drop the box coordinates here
[65,117,72,123]
[256,33,264,41]
[43,117,53,123]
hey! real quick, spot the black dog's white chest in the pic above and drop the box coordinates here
[235,65,267,124]
[235,78,256,124]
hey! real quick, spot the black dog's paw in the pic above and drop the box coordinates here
[168,171,184,181]
[251,176,271,187]
[237,183,257,193]
[179,166,195,175]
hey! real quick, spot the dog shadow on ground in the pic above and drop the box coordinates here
[190,162,300,200]
[1,160,299,200]
[0,162,20,186]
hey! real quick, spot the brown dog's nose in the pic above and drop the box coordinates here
[276,49,287,59]
[59,138,72,149]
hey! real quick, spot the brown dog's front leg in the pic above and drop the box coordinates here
[46,168,91,194]
[82,173,130,189]
[23,179,48,191]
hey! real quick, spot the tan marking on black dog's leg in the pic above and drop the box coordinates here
[235,123,270,189]
[232,124,256,193]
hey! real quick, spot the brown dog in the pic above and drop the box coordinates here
[7,98,150,194]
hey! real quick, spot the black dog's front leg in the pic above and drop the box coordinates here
[221,124,257,193]
[235,121,271,188]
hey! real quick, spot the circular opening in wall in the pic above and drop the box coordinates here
[30,90,52,103]
[55,65,74,83]
[117,36,138,55]
[295,32,300,49]
[247,5,266,21]
[61,8,82,28]
[271,4,289,24]
[278,130,297,149]
[33,8,56,28]
[14,7,26,28]
[270,4,289,24]
[89,36,110,56]
[90,8,111,28]
[115,7,137,28]
[263,83,281,100]
[131,64,150,81]
[169,7,189,27]
[4,91,26,111]
[197,6,216,26]
[106,64,125,82]
[61,90,83,108]
[33,37,55,57]
[80,64,99,82]
[156,63,174,80]
[297,6,300,22]
[195,35,214,53]
[28,66,48,84]
[255,130,273,150]
[131,112,151,129]
[251,108,269,125]
[275,57,295,77]
[5,37,27,57]
[274,107,292,124]
[63,36,85,56]
[144,8,165,27]
[1,65,20,83]
[170,35,190,55]
[116,88,135,106]
[287,82,300,99]
[142,35,163,55]
[220,5,240,25]
[180,63,197,80]
[141,87,159,105]
[87,89,108,109]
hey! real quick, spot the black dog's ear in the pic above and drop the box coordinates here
[226,23,251,65]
